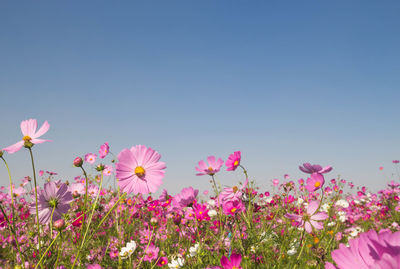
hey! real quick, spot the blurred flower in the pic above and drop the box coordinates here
[225,151,241,171]
[3,119,51,153]
[30,181,73,224]
[73,157,83,167]
[157,256,168,267]
[299,163,332,174]
[168,256,185,268]
[144,244,159,262]
[85,153,97,164]
[218,179,248,204]
[273,179,279,186]
[195,156,224,176]
[172,187,198,209]
[103,165,113,176]
[285,201,328,233]
[116,145,166,195]
[99,142,110,159]
[220,253,242,269]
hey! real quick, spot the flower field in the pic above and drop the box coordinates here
[1,119,400,269]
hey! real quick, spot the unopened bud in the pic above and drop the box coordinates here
[0,150,3,158]
[73,157,83,167]
[54,219,65,230]
[95,164,105,172]
[173,214,181,225]
[150,217,158,226]
[24,141,33,148]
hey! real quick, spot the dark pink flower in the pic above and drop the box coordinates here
[157,256,168,267]
[220,253,242,269]
[225,151,241,171]
[305,173,325,192]
[115,145,166,195]
[222,199,245,216]
[193,202,210,222]
[195,156,224,176]
[99,142,110,159]
[3,119,51,154]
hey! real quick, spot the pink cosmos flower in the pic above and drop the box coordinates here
[85,153,97,164]
[99,142,110,159]
[285,201,328,233]
[225,151,241,171]
[218,179,248,204]
[87,265,102,269]
[116,145,166,195]
[157,256,168,267]
[222,199,245,216]
[273,179,279,186]
[220,253,243,269]
[393,160,399,164]
[299,163,332,174]
[305,173,325,192]
[3,119,50,154]
[193,202,210,222]
[172,187,198,209]
[143,244,159,262]
[103,165,113,176]
[326,229,400,269]
[30,181,73,224]
[196,156,224,176]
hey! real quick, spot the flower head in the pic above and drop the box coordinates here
[220,253,243,269]
[285,201,328,233]
[172,187,198,209]
[3,119,51,153]
[305,173,325,192]
[99,142,110,159]
[85,153,97,164]
[195,156,224,176]
[144,244,159,262]
[30,181,73,224]
[225,151,241,171]
[116,145,166,195]
[299,163,332,174]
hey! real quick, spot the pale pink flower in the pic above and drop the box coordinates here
[273,179,279,186]
[195,156,224,176]
[103,165,113,176]
[116,145,166,195]
[218,178,248,204]
[285,200,328,233]
[85,153,97,164]
[3,119,50,154]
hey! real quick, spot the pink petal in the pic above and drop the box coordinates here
[312,212,328,221]
[21,119,37,136]
[30,138,51,144]
[3,141,24,154]
[197,160,208,170]
[33,120,50,138]
[307,201,319,215]
[305,222,312,233]
[207,156,216,167]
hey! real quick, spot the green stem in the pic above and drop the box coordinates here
[34,232,60,269]
[80,166,89,238]
[0,157,24,264]
[136,229,154,268]
[71,173,104,269]
[28,147,42,259]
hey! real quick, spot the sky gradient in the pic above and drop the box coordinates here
[1,1,399,194]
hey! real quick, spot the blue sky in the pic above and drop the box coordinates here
[1,1,399,194]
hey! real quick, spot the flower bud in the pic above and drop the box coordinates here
[95,164,105,172]
[73,157,83,167]
[173,214,181,225]
[0,150,3,158]
[54,219,65,230]
[150,217,158,226]
[24,141,33,148]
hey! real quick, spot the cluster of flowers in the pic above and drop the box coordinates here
[0,119,400,268]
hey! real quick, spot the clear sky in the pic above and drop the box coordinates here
[1,1,399,194]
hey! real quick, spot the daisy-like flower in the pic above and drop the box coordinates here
[305,173,325,192]
[99,142,110,159]
[144,244,159,262]
[218,179,248,204]
[299,163,332,174]
[85,153,97,164]
[168,256,185,269]
[284,201,328,234]
[30,181,73,224]
[225,151,241,171]
[3,119,50,154]
[103,165,113,176]
[195,156,224,176]
[119,240,137,259]
[116,145,166,195]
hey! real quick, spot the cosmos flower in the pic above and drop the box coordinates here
[218,179,248,204]
[85,153,97,164]
[99,142,110,159]
[195,156,224,176]
[172,187,198,209]
[299,163,332,174]
[222,199,245,216]
[220,253,243,269]
[325,229,400,269]
[305,173,325,192]
[116,145,166,195]
[30,181,73,224]
[225,151,241,171]
[157,257,168,267]
[3,119,50,154]
[285,200,328,233]
[143,244,159,262]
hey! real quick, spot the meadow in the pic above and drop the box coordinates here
[1,119,399,269]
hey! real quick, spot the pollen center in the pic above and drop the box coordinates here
[23,135,32,142]
[231,208,237,213]
[232,186,239,193]
[135,166,146,178]
[233,160,239,166]
[314,181,321,188]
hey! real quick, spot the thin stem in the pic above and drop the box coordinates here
[80,166,89,237]
[28,147,42,258]
[136,229,154,268]
[0,157,24,264]
[34,232,60,269]
[71,173,104,269]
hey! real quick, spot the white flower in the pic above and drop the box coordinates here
[327,221,336,227]
[296,198,304,206]
[321,203,330,212]
[189,243,200,257]
[287,247,297,256]
[126,240,137,252]
[168,256,185,269]
[119,240,137,259]
[207,199,216,207]
[208,209,217,217]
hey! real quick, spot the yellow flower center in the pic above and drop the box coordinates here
[233,160,239,166]
[314,181,321,188]
[207,167,215,175]
[23,135,32,142]
[231,208,237,213]
[135,166,146,178]
[232,186,239,193]
[233,267,238,269]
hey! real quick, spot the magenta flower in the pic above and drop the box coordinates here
[143,244,159,262]
[285,201,328,233]
[305,173,325,192]
[85,153,97,164]
[225,151,241,171]
[220,253,243,269]
[3,119,50,154]
[222,199,245,216]
[116,145,166,195]
[193,202,210,222]
[30,181,73,224]
[393,160,399,164]
[157,256,168,267]
[195,156,224,176]
[99,142,110,159]
[326,229,400,269]
[299,163,332,174]
[87,265,102,269]
[172,187,198,209]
